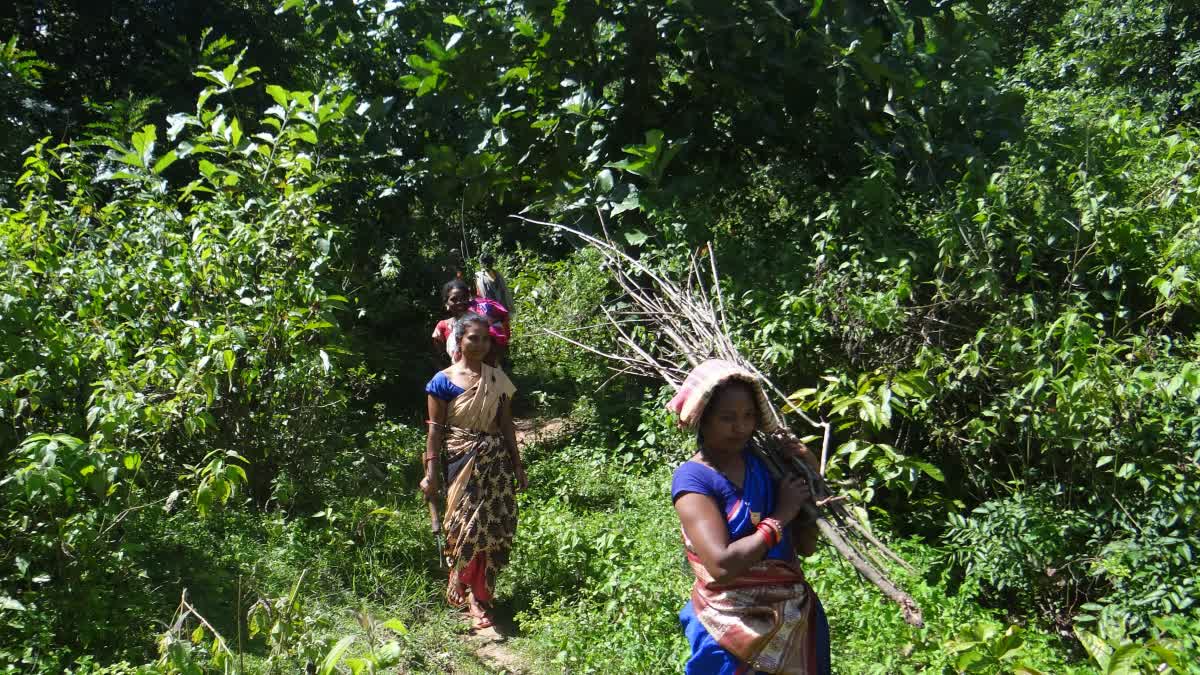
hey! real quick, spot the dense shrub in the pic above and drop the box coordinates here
[508,247,614,398]
[0,48,361,664]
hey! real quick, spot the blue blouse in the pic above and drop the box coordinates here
[425,372,466,401]
[671,451,794,561]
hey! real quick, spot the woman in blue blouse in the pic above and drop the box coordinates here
[421,313,525,631]
[668,360,831,674]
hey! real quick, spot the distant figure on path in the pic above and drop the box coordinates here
[432,279,472,363]
[421,313,526,631]
[432,278,510,366]
[669,360,831,674]
[475,254,514,315]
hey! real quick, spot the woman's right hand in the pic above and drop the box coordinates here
[419,474,439,499]
[774,473,813,524]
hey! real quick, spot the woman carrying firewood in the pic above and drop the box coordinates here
[670,359,831,674]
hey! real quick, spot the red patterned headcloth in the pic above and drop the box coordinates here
[666,359,780,432]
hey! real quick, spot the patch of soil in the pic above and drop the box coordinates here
[513,417,568,447]
[462,605,529,674]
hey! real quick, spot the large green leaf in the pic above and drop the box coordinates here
[319,636,355,675]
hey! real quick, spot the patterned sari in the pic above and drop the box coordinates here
[438,364,518,603]
[675,451,830,674]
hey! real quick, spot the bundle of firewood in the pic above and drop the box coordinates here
[516,213,924,627]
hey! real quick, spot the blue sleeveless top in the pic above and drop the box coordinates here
[671,450,794,560]
[425,371,466,401]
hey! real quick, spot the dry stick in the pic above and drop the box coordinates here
[858,533,906,580]
[541,328,646,367]
[840,516,917,573]
[178,589,237,664]
[543,318,652,334]
[613,308,690,318]
[838,515,916,574]
[538,211,825,445]
[740,397,923,615]
[751,443,922,624]
[820,420,832,476]
[631,262,830,493]
[775,446,917,571]
[525,216,682,304]
[760,437,921,604]
[575,310,684,385]
[237,575,244,674]
[762,418,925,608]
[815,518,924,626]
[690,249,718,327]
[604,306,687,386]
[743,354,822,429]
[749,437,923,625]
[598,364,647,391]
[706,242,733,339]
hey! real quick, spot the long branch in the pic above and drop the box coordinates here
[815,518,924,626]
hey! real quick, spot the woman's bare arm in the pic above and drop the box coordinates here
[675,493,775,583]
[420,395,447,497]
[498,396,527,490]
[675,471,812,582]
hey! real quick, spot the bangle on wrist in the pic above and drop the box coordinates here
[759,527,773,548]
[761,517,784,544]
[755,520,781,548]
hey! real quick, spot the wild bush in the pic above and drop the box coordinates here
[508,246,615,398]
[0,46,360,665]
[754,84,1200,630]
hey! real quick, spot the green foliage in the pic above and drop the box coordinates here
[943,622,1048,674]
[0,35,50,193]
[2,0,1200,671]
[0,44,362,665]
[503,456,694,670]
[946,487,1092,616]
[611,386,694,472]
[1074,611,1200,675]
[733,61,1200,632]
[509,247,612,395]
[246,571,326,671]
[1002,0,1200,119]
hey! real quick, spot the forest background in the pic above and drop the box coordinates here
[1,0,1199,672]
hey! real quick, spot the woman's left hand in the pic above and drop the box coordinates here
[515,466,529,492]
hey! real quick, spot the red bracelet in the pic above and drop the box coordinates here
[761,518,785,546]
[762,517,784,542]
[757,524,775,547]
[756,521,780,547]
